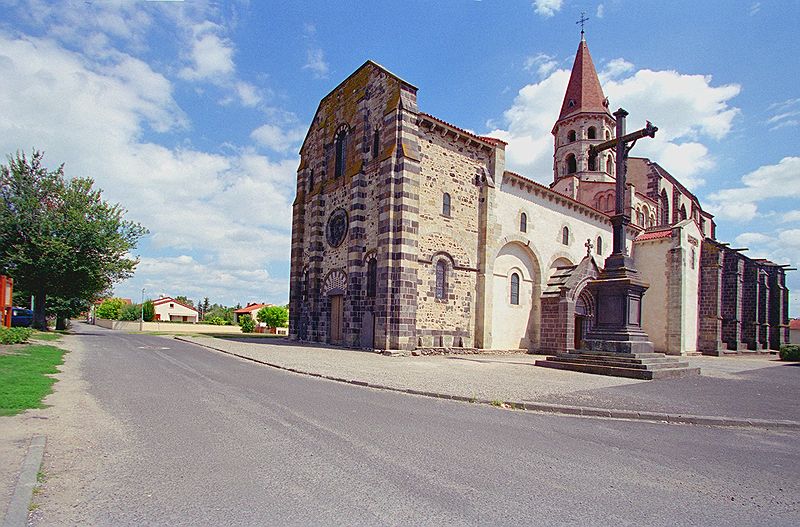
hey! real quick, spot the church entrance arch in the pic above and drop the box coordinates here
[491,241,542,350]
[574,289,595,349]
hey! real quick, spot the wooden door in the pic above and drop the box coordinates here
[330,295,343,344]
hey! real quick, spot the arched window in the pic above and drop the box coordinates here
[366,258,377,298]
[520,212,527,233]
[588,153,597,171]
[562,226,570,245]
[566,154,577,174]
[606,156,613,175]
[372,129,380,159]
[679,204,687,221]
[596,236,603,255]
[435,260,447,300]
[308,169,314,192]
[588,126,597,139]
[605,130,611,140]
[567,130,576,142]
[442,192,451,217]
[660,189,669,225]
[642,205,650,227]
[510,273,520,305]
[334,126,348,178]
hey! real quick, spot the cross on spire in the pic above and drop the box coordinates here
[585,238,594,256]
[576,11,589,40]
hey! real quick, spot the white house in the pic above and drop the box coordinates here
[153,297,199,323]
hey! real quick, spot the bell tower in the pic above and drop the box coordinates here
[551,34,616,195]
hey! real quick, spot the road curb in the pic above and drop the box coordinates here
[175,337,800,431]
[2,435,45,527]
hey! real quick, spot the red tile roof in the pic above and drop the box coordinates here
[558,39,610,121]
[234,303,271,314]
[636,228,673,241]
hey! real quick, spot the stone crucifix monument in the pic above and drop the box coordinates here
[536,109,700,379]
[582,108,658,354]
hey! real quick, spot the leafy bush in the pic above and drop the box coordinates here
[204,316,230,326]
[0,327,34,345]
[95,298,125,320]
[256,306,289,328]
[119,303,141,321]
[779,345,800,361]
[239,314,255,333]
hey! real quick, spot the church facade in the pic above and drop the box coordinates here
[288,38,791,356]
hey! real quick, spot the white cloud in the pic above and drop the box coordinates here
[0,31,294,306]
[749,3,761,16]
[732,229,800,272]
[487,60,741,189]
[780,210,800,223]
[766,98,800,130]
[524,53,558,79]
[706,157,800,221]
[303,48,329,79]
[251,124,306,153]
[599,58,634,81]
[302,23,329,79]
[596,4,605,18]
[179,22,235,80]
[532,0,563,18]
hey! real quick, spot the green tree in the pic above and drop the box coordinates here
[0,150,147,329]
[95,298,125,320]
[205,305,233,324]
[257,305,289,328]
[239,314,255,333]
[119,303,141,321]
[200,297,210,320]
[175,295,194,308]
[142,300,155,322]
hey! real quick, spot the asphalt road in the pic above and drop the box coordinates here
[34,324,800,526]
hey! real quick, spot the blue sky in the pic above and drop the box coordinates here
[1,0,798,315]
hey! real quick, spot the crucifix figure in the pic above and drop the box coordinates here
[581,108,658,354]
[585,238,593,257]
[589,109,658,266]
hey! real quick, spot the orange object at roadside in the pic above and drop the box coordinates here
[0,275,12,328]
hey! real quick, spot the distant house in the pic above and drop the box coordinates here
[233,303,271,324]
[790,319,800,345]
[153,297,199,323]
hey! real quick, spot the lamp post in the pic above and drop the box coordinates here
[140,288,145,331]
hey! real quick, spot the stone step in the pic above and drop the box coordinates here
[570,350,666,360]
[534,359,700,380]
[554,353,680,366]
[545,356,691,370]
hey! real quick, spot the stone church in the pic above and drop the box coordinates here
[288,36,791,356]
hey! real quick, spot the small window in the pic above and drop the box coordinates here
[442,192,451,217]
[510,273,520,305]
[520,212,527,233]
[334,126,348,178]
[435,260,447,300]
[366,258,377,298]
[372,130,380,159]
[567,130,576,142]
[170,303,174,308]
[588,153,597,171]
[606,156,613,174]
[605,130,611,140]
[308,169,314,192]
[562,226,570,245]
[566,154,577,174]
[691,247,696,270]
[596,236,603,255]
[588,126,597,139]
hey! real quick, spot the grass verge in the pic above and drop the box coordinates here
[29,331,64,342]
[0,345,65,416]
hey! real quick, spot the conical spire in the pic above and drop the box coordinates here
[557,38,610,121]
